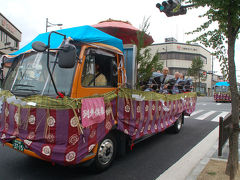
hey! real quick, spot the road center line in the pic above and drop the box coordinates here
[196,111,216,120]
[211,112,230,122]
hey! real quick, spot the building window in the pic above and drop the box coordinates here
[159,52,207,64]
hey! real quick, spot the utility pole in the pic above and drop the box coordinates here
[46,18,63,32]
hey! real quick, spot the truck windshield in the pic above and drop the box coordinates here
[3,51,76,97]
[215,86,229,93]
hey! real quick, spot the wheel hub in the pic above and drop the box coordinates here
[98,139,114,165]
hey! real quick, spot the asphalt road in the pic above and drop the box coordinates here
[0,97,231,180]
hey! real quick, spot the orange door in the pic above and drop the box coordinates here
[71,44,123,98]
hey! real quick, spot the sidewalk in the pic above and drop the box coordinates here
[187,131,240,180]
[156,126,239,180]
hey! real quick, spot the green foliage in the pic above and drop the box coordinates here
[136,17,163,88]
[185,0,240,80]
[184,0,240,178]
[187,57,203,80]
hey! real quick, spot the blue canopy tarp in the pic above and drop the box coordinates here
[215,82,230,86]
[10,25,123,56]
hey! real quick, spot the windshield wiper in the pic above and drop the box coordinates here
[14,84,35,87]
[14,88,40,93]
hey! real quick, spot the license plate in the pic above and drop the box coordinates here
[13,139,25,152]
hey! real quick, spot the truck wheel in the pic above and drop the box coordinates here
[172,114,183,133]
[167,114,183,134]
[92,133,117,172]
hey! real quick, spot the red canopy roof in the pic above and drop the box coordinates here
[92,19,154,47]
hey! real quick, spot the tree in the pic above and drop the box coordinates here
[187,57,204,92]
[136,18,163,89]
[185,0,240,179]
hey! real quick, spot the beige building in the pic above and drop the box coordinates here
[0,13,21,56]
[149,38,213,95]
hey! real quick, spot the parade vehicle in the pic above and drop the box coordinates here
[214,81,231,102]
[0,25,196,171]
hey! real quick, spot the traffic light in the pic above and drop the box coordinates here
[156,0,190,17]
[202,71,207,77]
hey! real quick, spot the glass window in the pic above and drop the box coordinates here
[3,51,76,97]
[81,48,118,87]
[159,52,207,64]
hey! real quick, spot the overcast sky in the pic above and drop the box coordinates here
[1,0,240,80]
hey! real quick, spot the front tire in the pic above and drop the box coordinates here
[92,133,117,172]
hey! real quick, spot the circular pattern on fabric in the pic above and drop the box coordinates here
[88,144,96,152]
[161,123,164,129]
[65,151,76,162]
[154,124,158,130]
[1,133,6,139]
[42,145,51,156]
[28,115,36,125]
[5,123,8,131]
[106,107,111,116]
[89,130,96,139]
[124,129,129,134]
[145,105,149,112]
[24,139,32,146]
[69,134,79,145]
[5,108,9,117]
[47,116,55,127]
[165,121,169,126]
[70,117,79,128]
[133,129,137,136]
[14,112,20,125]
[152,104,155,111]
[148,124,151,131]
[125,105,130,113]
[46,134,55,143]
[137,106,141,113]
[27,132,35,140]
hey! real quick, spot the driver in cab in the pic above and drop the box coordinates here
[82,61,107,87]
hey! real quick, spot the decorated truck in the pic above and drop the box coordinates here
[0,25,196,171]
[214,81,231,102]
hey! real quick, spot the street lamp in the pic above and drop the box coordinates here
[46,18,63,32]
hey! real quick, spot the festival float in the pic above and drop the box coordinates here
[0,24,197,171]
[214,81,231,102]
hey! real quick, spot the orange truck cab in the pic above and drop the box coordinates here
[0,25,196,172]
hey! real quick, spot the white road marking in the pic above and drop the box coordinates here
[184,110,204,119]
[196,111,216,120]
[211,112,230,122]
[202,103,207,105]
[216,103,222,105]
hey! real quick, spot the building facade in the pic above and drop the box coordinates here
[149,39,212,95]
[0,13,21,56]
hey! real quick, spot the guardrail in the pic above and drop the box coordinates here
[218,113,232,156]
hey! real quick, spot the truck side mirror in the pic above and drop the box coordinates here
[32,41,48,52]
[58,44,76,68]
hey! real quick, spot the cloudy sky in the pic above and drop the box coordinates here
[1,0,240,80]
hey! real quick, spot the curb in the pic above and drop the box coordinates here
[156,126,219,180]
